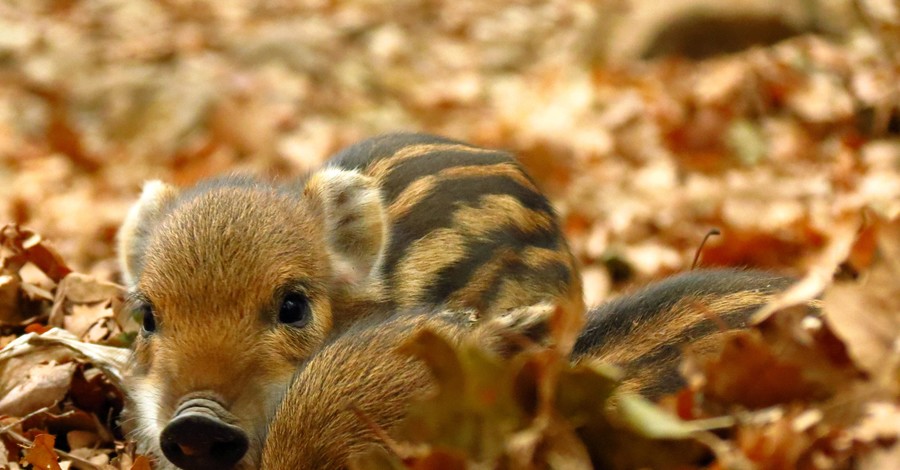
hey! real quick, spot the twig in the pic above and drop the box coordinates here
[0,403,74,434]
[5,429,103,470]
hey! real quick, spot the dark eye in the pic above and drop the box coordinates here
[138,303,156,334]
[279,293,312,328]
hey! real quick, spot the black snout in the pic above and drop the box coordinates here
[160,398,249,470]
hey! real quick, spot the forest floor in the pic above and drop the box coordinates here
[0,1,898,468]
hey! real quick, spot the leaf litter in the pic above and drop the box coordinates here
[0,1,898,468]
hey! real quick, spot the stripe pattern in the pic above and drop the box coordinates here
[326,133,582,317]
[571,269,802,398]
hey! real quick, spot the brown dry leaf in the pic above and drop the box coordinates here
[686,328,829,409]
[504,351,593,469]
[0,442,8,469]
[555,361,706,469]
[751,213,860,324]
[20,281,55,303]
[846,401,900,451]
[24,433,62,470]
[0,273,20,323]
[0,361,75,416]
[55,273,122,304]
[823,217,900,378]
[68,446,113,467]
[50,273,124,337]
[66,430,101,450]
[130,455,153,470]
[63,304,114,340]
[396,329,521,463]
[786,73,855,124]
[0,225,71,283]
[734,411,819,470]
[0,328,130,390]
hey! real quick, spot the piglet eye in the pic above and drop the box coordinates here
[138,304,156,334]
[279,293,311,328]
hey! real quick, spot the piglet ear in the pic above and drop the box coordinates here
[475,303,557,358]
[302,168,388,287]
[117,180,179,286]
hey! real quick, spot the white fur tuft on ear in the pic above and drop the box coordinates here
[303,168,388,288]
[117,180,179,286]
[474,302,556,357]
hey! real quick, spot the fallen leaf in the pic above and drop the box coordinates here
[66,430,100,451]
[823,217,900,377]
[55,273,122,304]
[0,328,130,390]
[0,361,75,416]
[686,329,829,409]
[63,304,114,339]
[0,274,20,323]
[24,433,62,470]
[616,393,732,440]
[130,455,152,470]
[751,213,860,324]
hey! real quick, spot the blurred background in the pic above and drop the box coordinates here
[0,0,897,305]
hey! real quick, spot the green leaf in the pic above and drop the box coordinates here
[616,393,733,440]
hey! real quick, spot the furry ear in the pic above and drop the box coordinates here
[474,303,556,357]
[117,180,179,286]
[303,168,388,288]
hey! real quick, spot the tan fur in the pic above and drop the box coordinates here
[586,291,771,366]
[391,193,567,316]
[262,271,797,468]
[392,230,471,307]
[117,180,179,286]
[261,305,550,470]
[387,163,540,220]
[367,143,497,181]
[119,134,583,468]
[121,183,345,469]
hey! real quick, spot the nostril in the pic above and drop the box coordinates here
[160,411,249,470]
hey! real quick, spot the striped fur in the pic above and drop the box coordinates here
[117,133,581,469]
[324,133,583,319]
[261,305,551,470]
[261,269,802,469]
[572,268,797,399]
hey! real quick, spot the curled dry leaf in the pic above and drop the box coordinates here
[823,216,900,379]
[850,402,900,470]
[0,361,75,417]
[55,272,123,304]
[686,309,861,410]
[734,410,822,470]
[24,433,62,470]
[0,328,130,392]
[751,212,861,324]
[0,225,71,283]
[396,329,521,463]
[0,273,20,323]
[49,272,125,339]
[130,455,153,470]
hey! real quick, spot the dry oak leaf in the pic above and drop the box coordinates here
[686,328,830,409]
[823,216,900,379]
[23,433,62,470]
[0,360,75,417]
[0,225,71,283]
[131,455,153,470]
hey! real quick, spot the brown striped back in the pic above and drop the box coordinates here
[572,268,800,399]
[326,133,583,319]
